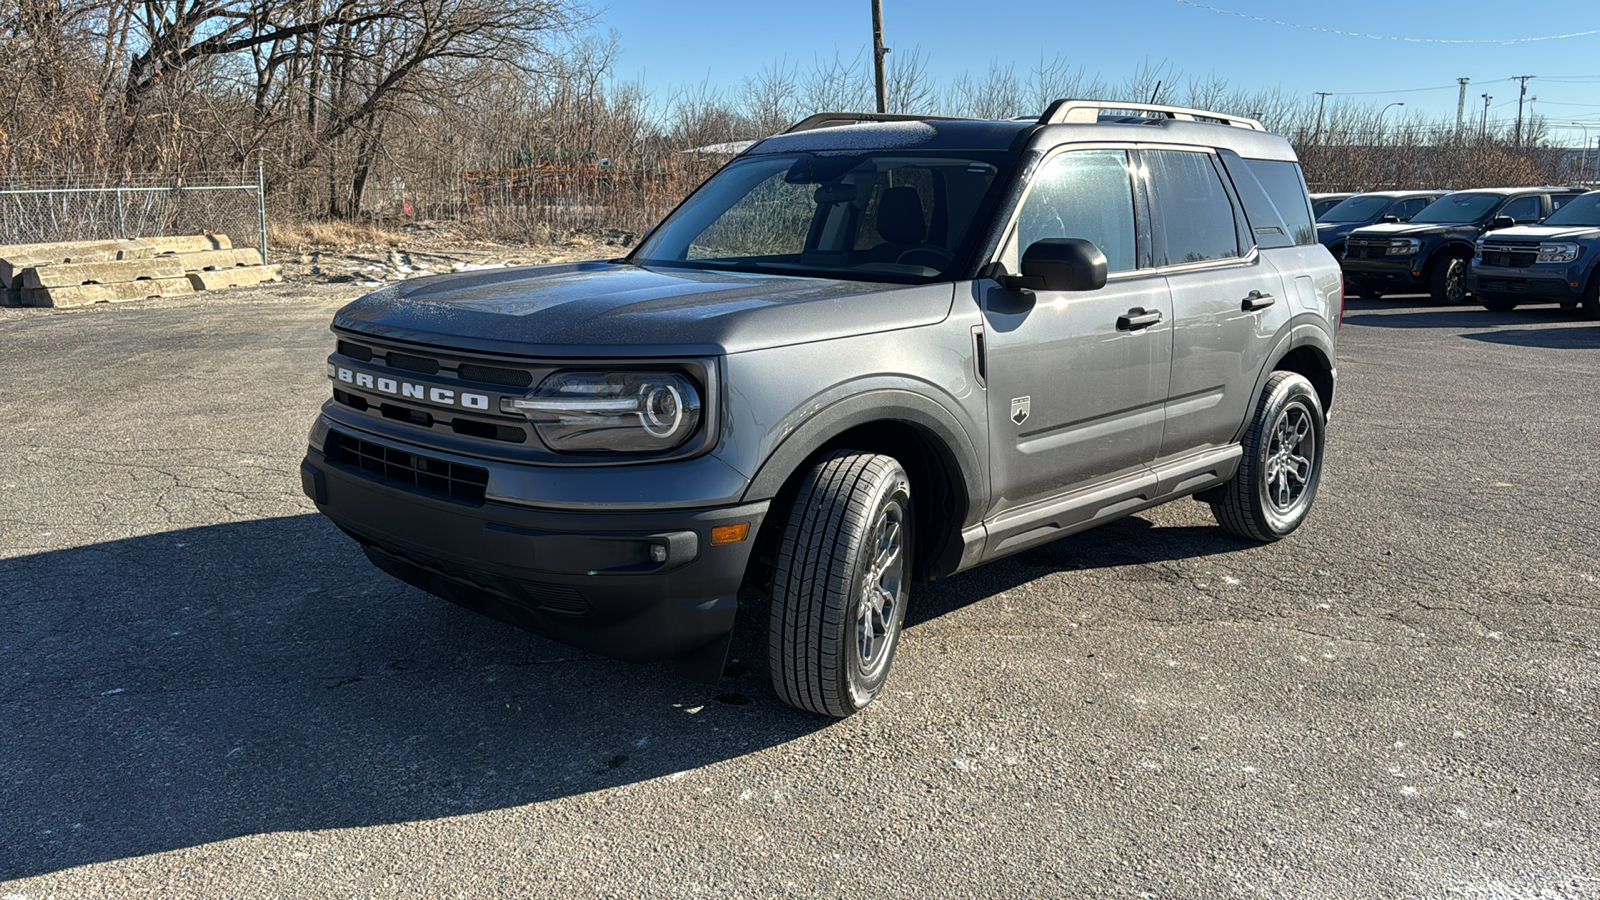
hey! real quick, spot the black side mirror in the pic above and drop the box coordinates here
[1489,216,1515,230]
[1002,238,1108,292]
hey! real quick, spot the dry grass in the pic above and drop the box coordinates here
[269,218,406,250]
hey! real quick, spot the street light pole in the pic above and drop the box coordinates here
[1378,102,1404,141]
[1571,123,1591,185]
[871,0,889,114]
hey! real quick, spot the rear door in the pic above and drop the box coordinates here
[1144,147,1290,459]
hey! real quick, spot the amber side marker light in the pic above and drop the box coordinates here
[711,522,751,545]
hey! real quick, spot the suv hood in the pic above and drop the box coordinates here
[332,261,957,357]
[1316,221,1368,244]
[1347,221,1477,239]
[1480,224,1600,242]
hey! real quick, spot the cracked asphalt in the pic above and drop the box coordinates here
[1,290,1597,899]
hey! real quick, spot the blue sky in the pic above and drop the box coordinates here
[591,0,1600,145]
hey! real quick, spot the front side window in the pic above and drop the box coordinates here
[1146,150,1244,265]
[632,151,1011,283]
[1391,197,1431,221]
[1012,149,1138,273]
[1499,196,1542,223]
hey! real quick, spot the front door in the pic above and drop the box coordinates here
[981,148,1172,515]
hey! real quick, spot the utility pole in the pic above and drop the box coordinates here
[1455,78,1470,132]
[1312,92,1331,145]
[1481,93,1493,141]
[1512,74,1534,147]
[871,0,889,114]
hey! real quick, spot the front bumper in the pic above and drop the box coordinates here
[1340,256,1427,290]
[1468,265,1585,304]
[300,436,768,679]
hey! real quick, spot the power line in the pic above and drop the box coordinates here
[1173,1,1600,44]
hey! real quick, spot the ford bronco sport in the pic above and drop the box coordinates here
[302,100,1341,716]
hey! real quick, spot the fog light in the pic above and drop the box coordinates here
[649,543,668,563]
[711,522,751,545]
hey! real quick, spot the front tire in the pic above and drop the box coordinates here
[1430,256,1468,305]
[1583,273,1600,321]
[1481,296,1518,312]
[769,451,912,717]
[1210,371,1326,542]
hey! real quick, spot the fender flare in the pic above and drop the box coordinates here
[741,388,986,528]
[1236,320,1336,442]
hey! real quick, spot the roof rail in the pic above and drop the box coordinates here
[783,112,964,134]
[1039,99,1265,132]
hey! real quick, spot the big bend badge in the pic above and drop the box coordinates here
[1010,396,1030,426]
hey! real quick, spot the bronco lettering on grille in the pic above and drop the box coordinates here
[331,366,490,410]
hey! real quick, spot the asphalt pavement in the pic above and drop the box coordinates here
[1,291,1597,898]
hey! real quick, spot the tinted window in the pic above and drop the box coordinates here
[1244,159,1316,244]
[1541,192,1600,226]
[1147,150,1242,265]
[1014,149,1137,273]
[1319,195,1389,223]
[1411,193,1501,224]
[1551,194,1581,211]
[1500,196,1542,223]
[1392,198,1431,220]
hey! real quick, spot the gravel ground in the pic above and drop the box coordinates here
[1,285,1596,899]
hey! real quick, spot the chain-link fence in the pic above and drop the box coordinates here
[0,171,267,260]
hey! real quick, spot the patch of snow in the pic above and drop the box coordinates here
[100,688,124,695]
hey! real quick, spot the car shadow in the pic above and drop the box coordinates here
[0,514,824,880]
[2,509,1256,879]
[906,514,1252,627]
[1341,298,1584,330]
[1461,325,1600,349]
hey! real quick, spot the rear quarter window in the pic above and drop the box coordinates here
[1242,159,1316,246]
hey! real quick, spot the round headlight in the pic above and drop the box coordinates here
[502,371,703,454]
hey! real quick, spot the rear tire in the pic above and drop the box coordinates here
[1429,256,1469,305]
[1481,296,1518,312]
[1210,371,1326,542]
[1352,283,1384,300]
[769,451,912,717]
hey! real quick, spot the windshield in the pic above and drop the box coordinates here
[1409,192,1502,224]
[1540,191,1600,227]
[630,151,1012,282]
[1318,195,1389,223]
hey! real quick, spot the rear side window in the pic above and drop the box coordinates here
[1014,149,1138,273]
[1243,159,1316,245]
[1145,149,1243,265]
[1551,194,1581,211]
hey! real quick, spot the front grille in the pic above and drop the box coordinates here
[386,351,441,375]
[521,582,590,615]
[337,340,374,361]
[1478,243,1538,268]
[459,363,534,387]
[324,430,488,504]
[1477,278,1529,292]
[1345,242,1387,260]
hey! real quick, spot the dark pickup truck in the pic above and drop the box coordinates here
[1471,189,1600,317]
[1314,190,1445,261]
[1341,187,1585,303]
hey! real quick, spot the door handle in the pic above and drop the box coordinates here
[1242,290,1276,311]
[1116,309,1162,330]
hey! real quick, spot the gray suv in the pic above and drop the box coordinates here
[301,101,1341,716]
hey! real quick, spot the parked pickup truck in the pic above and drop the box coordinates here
[1341,187,1585,303]
[1314,190,1446,263]
[1471,189,1600,317]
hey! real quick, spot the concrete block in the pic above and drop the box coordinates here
[186,264,283,291]
[20,256,186,289]
[22,277,194,308]
[175,248,264,271]
[3,288,21,307]
[146,234,233,253]
[0,239,155,287]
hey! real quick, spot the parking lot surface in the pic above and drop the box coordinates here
[2,292,1597,899]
